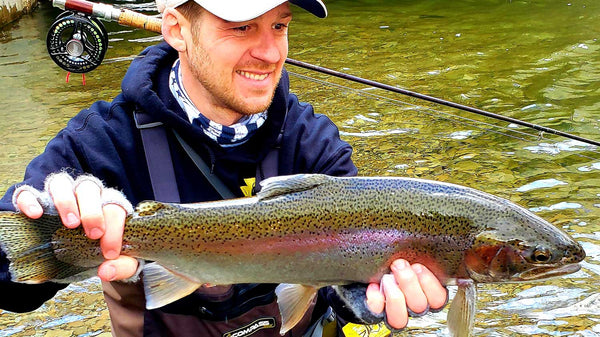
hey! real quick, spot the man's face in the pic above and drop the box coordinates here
[181,3,291,121]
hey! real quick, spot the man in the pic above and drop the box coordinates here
[0,0,448,336]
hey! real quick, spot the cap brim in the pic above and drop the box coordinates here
[194,0,327,22]
[290,0,327,18]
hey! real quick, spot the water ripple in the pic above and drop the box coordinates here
[524,140,596,155]
[529,202,583,212]
[40,314,87,329]
[340,128,419,137]
[516,178,567,192]
[526,293,600,320]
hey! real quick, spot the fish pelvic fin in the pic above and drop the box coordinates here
[258,174,332,200]
[447,279,477,337]
[142,262,202,310]
[275,283,318,335]
[0,211,92,283]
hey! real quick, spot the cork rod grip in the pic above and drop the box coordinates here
[118,9,162,33]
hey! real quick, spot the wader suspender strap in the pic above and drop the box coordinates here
[135,110,282,200]
[134,110,181,203]
[254,114,285,192]
[172,130,236,200]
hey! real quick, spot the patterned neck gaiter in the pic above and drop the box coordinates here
[169,59,268,147]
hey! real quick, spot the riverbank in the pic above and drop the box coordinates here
[0,0,38,27]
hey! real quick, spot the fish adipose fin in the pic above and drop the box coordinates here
[275,283,318,335]
[142,262,202,310]
[258,174,332,200]
[0,212,92,283]
[447,280,476,337]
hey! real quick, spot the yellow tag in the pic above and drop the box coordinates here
[342,322,391,337]
[240,177,255,197]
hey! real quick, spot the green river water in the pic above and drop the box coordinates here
[1,0,600,335]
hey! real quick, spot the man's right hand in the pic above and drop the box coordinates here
[14,173,138,282]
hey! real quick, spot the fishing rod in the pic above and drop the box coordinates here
[285,59,600,147]
[45,0,600,147]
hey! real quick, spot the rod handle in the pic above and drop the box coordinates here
[118,9,162,33]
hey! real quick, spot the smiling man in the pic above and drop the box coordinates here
[168,2,292,123]
[0,1,447,336]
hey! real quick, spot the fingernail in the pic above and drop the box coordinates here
[89,228,103,239]
[380,274,395,292]
[104,250,118,260]
[391,259,409,272]
[65,213,79,227]
[100,265,116,281]
[28,204,42,214]
[412,264,423,274]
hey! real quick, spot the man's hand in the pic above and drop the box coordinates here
[14,173,138,282]
[366,259,448,330]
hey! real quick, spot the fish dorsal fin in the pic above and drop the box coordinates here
[134,201,174,217]
[275,284,318,335]
[447,280,477,337]
[258,174,332,200]
[142,262,202,310]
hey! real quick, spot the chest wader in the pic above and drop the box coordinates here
[100,109,335,337]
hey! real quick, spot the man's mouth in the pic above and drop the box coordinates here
[237,70,269,81]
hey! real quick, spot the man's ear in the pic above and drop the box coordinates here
[162,8,187,52]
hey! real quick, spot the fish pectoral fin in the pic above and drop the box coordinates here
[258,174,332,200]
[447,279,477,337]
[142,262,202,310]
[275,283,318,335]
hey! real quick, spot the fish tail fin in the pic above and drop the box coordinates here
[0,211,91,283]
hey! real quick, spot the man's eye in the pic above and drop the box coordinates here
[274,23,288,30]
[233,25,250,32]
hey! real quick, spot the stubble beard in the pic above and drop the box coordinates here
[187,44,281,116]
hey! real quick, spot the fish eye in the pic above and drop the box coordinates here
[532,246,552,263]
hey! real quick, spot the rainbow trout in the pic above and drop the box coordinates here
[0,174,585,336]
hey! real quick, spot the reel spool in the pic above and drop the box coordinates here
[46,12,109,73]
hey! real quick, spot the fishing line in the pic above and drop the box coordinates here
[287,70,600,161]
[289,71,543,142]
[285,58,600,148]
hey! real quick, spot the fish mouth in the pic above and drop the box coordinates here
[516,263,581,281]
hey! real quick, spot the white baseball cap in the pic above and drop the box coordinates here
[156,0,327,22]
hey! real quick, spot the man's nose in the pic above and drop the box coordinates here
[249,30,284,64]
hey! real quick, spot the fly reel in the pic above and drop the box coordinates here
[46,12,109,73]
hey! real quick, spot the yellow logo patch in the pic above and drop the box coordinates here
[240,177,255,197]
[342,322,391,337]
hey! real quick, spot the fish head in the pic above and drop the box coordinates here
[464,207,585,283]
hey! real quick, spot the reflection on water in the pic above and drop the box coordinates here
[1,0,600,336]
